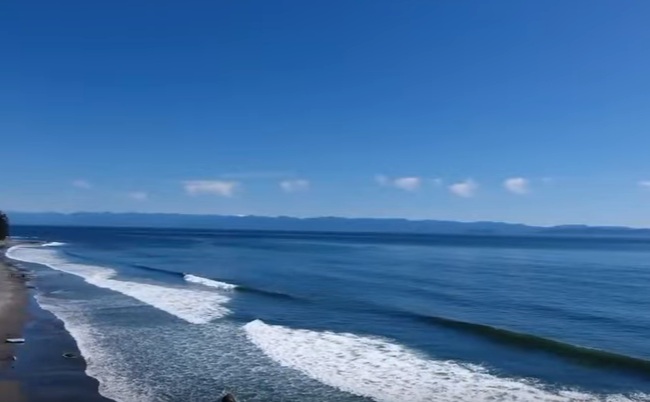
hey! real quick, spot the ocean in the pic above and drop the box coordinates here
[6,226,650,402]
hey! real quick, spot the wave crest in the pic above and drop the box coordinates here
[7,245,230,324]
[404,312,650,375]
[244,319,646,402]
[184,274,237,291]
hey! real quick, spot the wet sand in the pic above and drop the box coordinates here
[0,256,28,402]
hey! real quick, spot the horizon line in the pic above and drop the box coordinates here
[6,210,650,230]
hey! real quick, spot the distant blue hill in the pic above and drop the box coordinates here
[6,212,650,237]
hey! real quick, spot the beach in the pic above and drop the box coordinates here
[0,255,28,402]
[1,244,113,402]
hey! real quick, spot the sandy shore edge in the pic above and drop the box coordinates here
[0,246,29,402]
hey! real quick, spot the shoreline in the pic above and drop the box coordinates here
[2,243,114,402]
[0,253,29,402]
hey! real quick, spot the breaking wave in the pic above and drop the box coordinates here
[7,245,231,324]
[184,274,237,290]
[244,319,647,402]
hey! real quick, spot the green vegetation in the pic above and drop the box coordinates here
[0,211,8,241]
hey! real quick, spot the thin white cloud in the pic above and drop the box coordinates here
[504,177,530,195]
[431,178,443,186]
[449,179,478,198]
[72,179,91,189]
[393,177,421,191]
[128,191,148,201]
[280,179,310,193]
[638,180,650,188]
[375,175,421,191]
[183,180,239,197]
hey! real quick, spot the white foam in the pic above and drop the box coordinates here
[35,295,156,402]
[7,245,231,324]
[33,299,356,401]
[244,320,647,402]
[184,274,237,291]
[42,241,66,247]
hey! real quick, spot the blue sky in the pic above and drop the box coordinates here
[2,1,650,226]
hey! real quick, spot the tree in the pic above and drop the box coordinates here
[0,211,9,241]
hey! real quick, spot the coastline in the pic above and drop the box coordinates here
[0,254,28,402]
[2,243,114,402]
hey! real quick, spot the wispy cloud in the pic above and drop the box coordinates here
[128,191,148,201]
[638,180,650,188]
[394,177,421,191]
[280,179,310,193]
[375,175,422,191]
[183,180,240,197]
[449,179,478,198]
[504,177,530,195]
[375,175,390,186]
[72,179,91,189]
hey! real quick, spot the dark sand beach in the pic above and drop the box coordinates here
[0,257,28,402]
[1,246,113,402]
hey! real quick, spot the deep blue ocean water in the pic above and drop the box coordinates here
[6,226,650,402]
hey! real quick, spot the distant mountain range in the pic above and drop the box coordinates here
[6,212,650,237]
